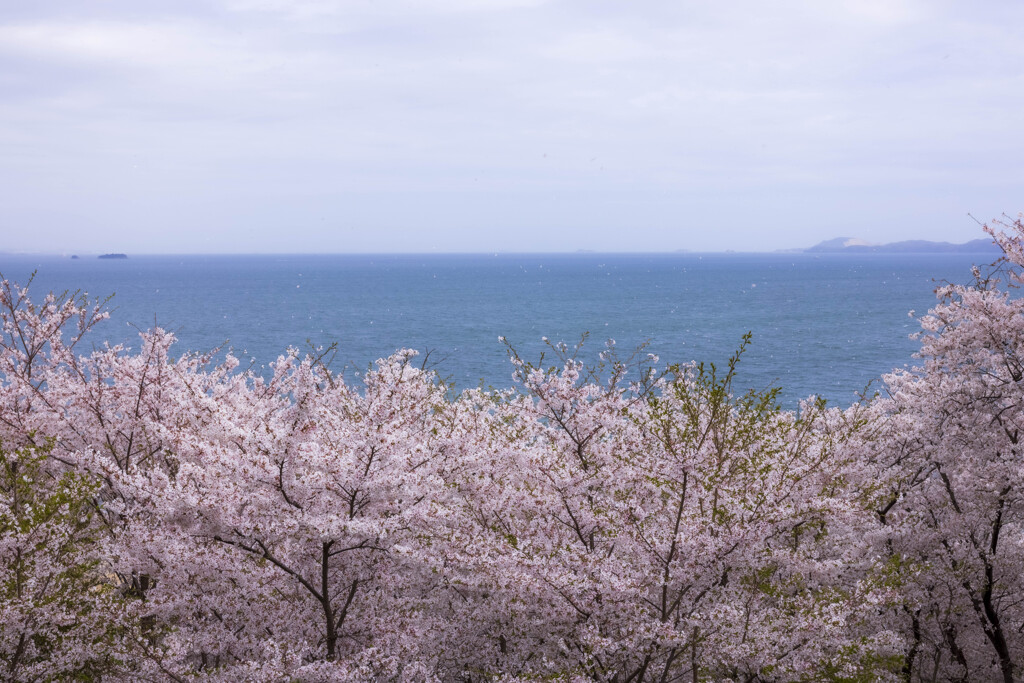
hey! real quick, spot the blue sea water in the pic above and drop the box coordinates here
[0,252,997,407]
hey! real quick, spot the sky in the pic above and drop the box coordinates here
[1,0,1022,254]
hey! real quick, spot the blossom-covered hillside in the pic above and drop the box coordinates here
[1,217,1022,682]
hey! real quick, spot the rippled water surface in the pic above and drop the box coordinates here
[0,252,996,406]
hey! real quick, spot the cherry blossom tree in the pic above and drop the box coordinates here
[0,277,456,679]
[37,338,455,678]
[439,339,900,682]
[0,438,135,681]
[874,215,1024,683]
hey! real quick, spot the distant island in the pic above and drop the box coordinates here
[98,253,128,259]
[803,237,1000,254]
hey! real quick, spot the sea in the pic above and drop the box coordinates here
[0,252,1000,408]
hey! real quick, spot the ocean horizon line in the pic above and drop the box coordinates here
[0,248,1001,259]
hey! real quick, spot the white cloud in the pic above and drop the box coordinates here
[0,22,220,68]
[540,29,653,64]
[831,0,926,26]
[223,0,549,23]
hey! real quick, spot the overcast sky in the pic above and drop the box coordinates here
[1,0,1022,254]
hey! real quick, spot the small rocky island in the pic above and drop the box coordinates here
[98,253,128,259]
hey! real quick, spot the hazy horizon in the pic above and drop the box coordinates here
[0,234,1002,258]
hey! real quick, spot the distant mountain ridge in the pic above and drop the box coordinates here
[805,237,1000,254]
